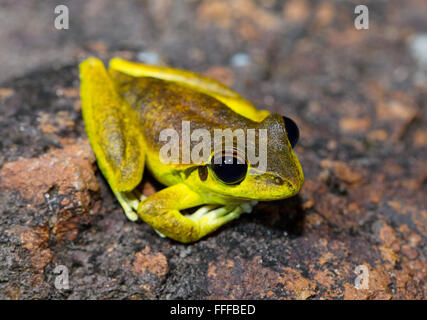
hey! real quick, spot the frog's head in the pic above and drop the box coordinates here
[191,114,304,202]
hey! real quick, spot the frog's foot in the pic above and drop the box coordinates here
[186,201,258,235]
[115,190,147,222]
[243,201,259,214]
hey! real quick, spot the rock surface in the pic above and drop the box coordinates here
[0,0,425,299]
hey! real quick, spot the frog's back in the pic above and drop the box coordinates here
[109,70,255,154]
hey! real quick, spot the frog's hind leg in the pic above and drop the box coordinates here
[79,57,146,221]
[109,57,270,122]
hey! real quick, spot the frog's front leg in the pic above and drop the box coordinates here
[138,184,254,243]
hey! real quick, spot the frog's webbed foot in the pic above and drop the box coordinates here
[187,201,258,232]
[115,190,146,222]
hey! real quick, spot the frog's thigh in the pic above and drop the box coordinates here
[109,57,269,122]
[80,58,146,219]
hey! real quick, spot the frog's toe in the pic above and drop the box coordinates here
[123,207,139,222]
[240,202,253,213]
[154,229,166,238]
[208,206,242,225]
[205,206,231,218]
[188,205,218,220]
[241,201,258,214]
[115,191,141,222]
[133,190,147,202]
[188,205,243,231]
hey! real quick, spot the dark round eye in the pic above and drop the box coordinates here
[210,153,247,184]
[283,116,299,148]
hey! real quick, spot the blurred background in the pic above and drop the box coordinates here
[1,0,427,136]
[2,0,427,139]
[1,0,426,82]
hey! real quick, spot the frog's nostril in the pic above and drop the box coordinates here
[281,178,294,190]
[273,177,284,185]
[272,177,294,190]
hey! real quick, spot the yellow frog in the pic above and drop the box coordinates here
[79,57,303,243]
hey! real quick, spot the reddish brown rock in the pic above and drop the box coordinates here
[0,87,14,99]
[339,117,371,133]
[207,256,316,300]
[320,159,363,186]
[0,141,98,205]
[0,141,100,242]
[14,225,53,271]
[203,66,235,86]
[132,247,169,279]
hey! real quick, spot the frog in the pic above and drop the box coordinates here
[79,57,304,243]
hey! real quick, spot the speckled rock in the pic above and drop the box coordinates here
[0,0,425,299]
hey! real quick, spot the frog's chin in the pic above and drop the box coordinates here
[204,179,303,203]
[249,186,302,201]
[217,191,298,203]
[251,193,298,202]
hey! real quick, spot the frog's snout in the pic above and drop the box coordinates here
[271,173,302,196]
[285,174,303,195]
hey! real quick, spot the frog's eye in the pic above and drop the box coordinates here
[283,116,299,148]
[210,152,248,185]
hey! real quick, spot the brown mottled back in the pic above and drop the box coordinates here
[109,69,255,151]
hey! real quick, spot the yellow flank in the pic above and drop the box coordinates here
[79,57,304,243]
